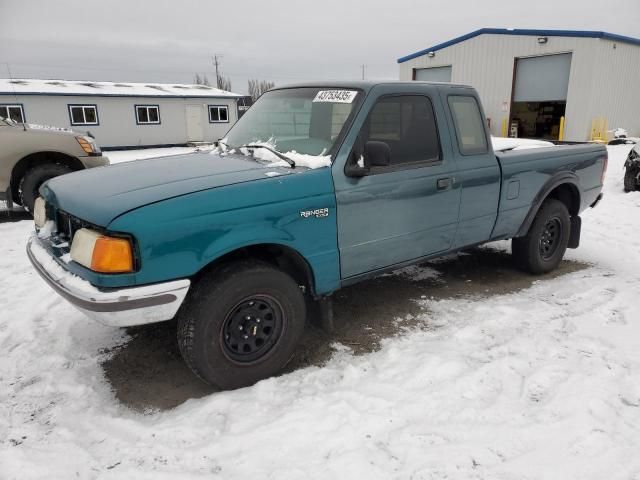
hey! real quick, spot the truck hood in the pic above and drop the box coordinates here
[41,152,294,226]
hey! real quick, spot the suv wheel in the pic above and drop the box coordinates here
[19,164,73,212]
[177,260,306,389]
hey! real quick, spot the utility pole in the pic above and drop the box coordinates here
[361,64,366,80]
[212,54,223,86]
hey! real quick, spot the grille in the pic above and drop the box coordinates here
[54,209,90,243]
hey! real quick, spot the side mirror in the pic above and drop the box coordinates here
[364,141,391,167]
[344,141,391,178]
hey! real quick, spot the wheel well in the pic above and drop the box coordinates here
[10,152,84,204]
[195,244,317,296]
[546,183,580,216]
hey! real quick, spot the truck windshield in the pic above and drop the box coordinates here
[225,87,361,157]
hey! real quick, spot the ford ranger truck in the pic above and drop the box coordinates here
[27,82,606,389]
[0,116,109,212]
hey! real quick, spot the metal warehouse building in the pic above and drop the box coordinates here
[0,79,251,149]
[398,28,640,141]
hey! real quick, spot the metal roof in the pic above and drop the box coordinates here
[0,78,243,98]
[397,28,640,63]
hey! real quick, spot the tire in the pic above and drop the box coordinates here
[512,198,571,274]
[19,163,73,212]
[624,167,639,192]
[177,260,306,389]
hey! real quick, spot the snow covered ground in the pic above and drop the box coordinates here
[1,145,639,479]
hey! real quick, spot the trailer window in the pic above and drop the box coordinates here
[448,96,488,155]
[135,105,160,124]
[68,105,99,126]
[0,104,25,123]
[208,105,229,123]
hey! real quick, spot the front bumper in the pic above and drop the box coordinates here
[27,235,189,327]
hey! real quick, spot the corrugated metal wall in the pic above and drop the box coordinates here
[399,34,640,140]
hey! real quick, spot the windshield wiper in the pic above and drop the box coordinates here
[239,144,296,168]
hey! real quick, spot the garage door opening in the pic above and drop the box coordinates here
[509,53,572,140]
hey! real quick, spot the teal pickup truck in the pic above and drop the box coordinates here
[28,82,607,389]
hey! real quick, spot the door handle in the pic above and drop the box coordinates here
[437,177,452,190]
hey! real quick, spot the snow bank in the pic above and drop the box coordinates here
[1,146,640,479]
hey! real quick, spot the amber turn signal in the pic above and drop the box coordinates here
[76,136,96,154]
[91,236,134,273]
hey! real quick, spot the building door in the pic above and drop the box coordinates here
[510,53,572,140]
[185,104,204,141]
[414,66,452,82]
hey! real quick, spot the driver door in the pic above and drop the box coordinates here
[334,93,461,279]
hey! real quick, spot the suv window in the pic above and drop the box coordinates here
[362,95,440,166]
[447,95,487,155]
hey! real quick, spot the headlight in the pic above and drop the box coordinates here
[33,197,47,228]
[70,228,134,273]
[75,135,99,154]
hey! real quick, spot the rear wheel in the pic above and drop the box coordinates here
[19,163,73,212]
[512,198,570,274]
[177,260,306,389]
[624,167,639,192]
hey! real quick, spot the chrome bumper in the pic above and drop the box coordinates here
[27,236,190,327]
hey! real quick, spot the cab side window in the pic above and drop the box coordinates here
[447,95,488,155]
[362,95,440,166]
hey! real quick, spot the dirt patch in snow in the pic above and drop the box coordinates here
[101,246,587,411]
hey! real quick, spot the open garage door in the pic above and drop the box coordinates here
[510,53,572,139]
[414,66,452,82]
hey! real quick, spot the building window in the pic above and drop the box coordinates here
[68,105,99,125]
[0,104,25,123]
[135,105,160,125]
[208,105,229,123]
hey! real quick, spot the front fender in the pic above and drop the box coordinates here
[107,169,341,294]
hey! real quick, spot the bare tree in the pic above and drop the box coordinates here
[193,73,211,86]
[217,74,232,92]
[248,79,275,101]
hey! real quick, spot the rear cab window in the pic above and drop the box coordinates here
[447,95,488,155]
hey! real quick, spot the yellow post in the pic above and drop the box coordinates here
[558,116,565,141]
[501,118,508,137]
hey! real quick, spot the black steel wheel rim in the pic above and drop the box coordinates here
[221,295,285,363]
[539,217,562,260]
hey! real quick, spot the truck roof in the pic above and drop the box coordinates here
[274,80,473,92]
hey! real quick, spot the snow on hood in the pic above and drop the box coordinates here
[212,139,332,169]
[491,136,555,151]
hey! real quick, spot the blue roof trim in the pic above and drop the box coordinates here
[397,28,640,63]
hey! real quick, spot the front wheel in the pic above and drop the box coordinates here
[19,163,73,212]
[177,261,306,389]
[512,198,570,274]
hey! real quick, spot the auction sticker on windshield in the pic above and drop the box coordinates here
[313,90,358,103]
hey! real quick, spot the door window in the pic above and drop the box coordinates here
[361,95,440,166]
[448,96,488,155]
